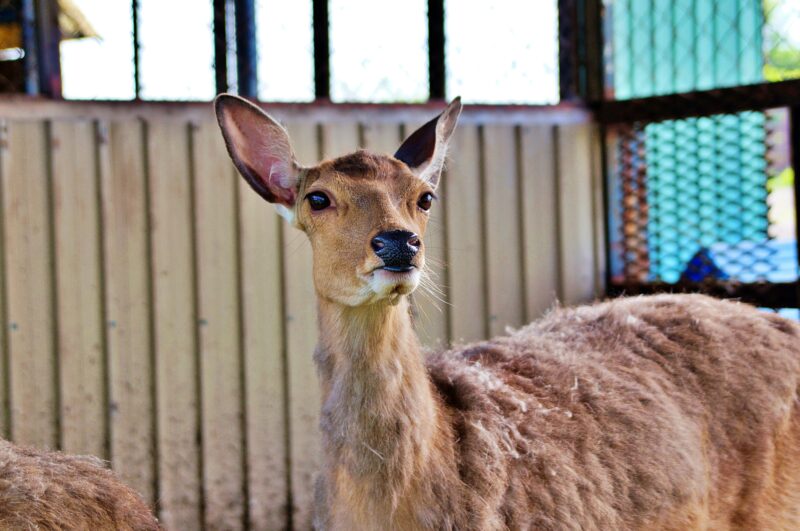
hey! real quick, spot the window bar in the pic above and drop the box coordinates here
[558,0,578,101]
[575,0,587,97]
[213,0,229,94]
[791,105,800,305]
[20,0,39,94]
[132,0,141,99]
[583,0,604,103]
[560,0,603,102]
[37,0,61,97]
[428,0,445,100]
[312,0,330,100]
[21,0,68,97]
[234,0,257,98]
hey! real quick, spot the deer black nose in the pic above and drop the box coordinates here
[371,230,420,272]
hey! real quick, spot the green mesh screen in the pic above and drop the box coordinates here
[606,0,799,293]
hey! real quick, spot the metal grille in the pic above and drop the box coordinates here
[602,0,800,310]
[607,108,798,306]
[607,0,800,100]
[613,111,772,283]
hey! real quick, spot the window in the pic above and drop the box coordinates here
[256,0,314,102]
[55,0,561,104]
[329,0,428,102]
[61,0,135,100]
[138,0,215,100]
[445,0,559,104]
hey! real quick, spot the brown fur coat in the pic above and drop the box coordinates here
[0,439,159,530]
[419,294,800,529]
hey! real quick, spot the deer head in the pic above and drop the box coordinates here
[215,95,462,306]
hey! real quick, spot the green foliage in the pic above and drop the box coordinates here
[763,49,800,81]
[763,0,800,81]
[767,167,794,193]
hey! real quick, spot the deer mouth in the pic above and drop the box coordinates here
[368,267,421,298]
[381,265,416,273]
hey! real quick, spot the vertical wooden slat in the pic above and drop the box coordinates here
[321,122,360,160]
[284,121,324,529]
[0,105,600,531]
[520,125,560,320]
[590,126,607,296]
[402,121,449,348]
[444,125,487,343]
[2,121,57,448]
[148,120,201,530]
[557,123,597,305]
[192,120,245,530]
[483,125,525,336]
[361,122,402,154]
[239,163,287,528]
[0,120,9,439]
[101,120,156,504]
[51,120,106,458]
[414,198,449,347]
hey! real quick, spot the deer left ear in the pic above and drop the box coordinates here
[394,97,462,189]
[214,94,302,222]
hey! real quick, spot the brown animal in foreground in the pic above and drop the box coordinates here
[216,94,800,530]
[0,439,160,529]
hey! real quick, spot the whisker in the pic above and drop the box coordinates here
[417,271,451,308]
[420,284,451,309]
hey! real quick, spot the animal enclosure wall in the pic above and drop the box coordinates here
[0,99,602,530]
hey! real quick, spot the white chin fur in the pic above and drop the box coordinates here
[369,269,421,300]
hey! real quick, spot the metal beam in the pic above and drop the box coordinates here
[20,0,39,94]
[791,105,800,309]
[132,0,141,98]
[558,0,577,101]
[213,0,229,95]
[427,0,445,100]
[234,0,257,98]
[312,0,329,99]
[21,0,62,97]
[608,281,799,309]
[582,0,604,102]
[35,0,61,97]
[596,79,800,125]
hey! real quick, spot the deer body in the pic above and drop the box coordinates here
[215,95,800,530]
[312,292,800,531]
[0,439,160,529]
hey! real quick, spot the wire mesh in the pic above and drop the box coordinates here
[604,0,799,309]
[609,109,798,289]
[606,0,800,100]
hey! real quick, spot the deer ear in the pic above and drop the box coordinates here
[215,94,302,216]
[394,97,462,188]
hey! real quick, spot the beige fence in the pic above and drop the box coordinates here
[0,99,603,530]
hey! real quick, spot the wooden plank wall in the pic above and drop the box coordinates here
[0,102,601,530]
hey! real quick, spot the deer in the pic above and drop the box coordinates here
[215,94,800,530]
[0,438,160,529]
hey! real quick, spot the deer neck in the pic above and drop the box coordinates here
[315,295,443,510]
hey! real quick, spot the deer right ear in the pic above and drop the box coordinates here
[394,96,462,189]
[215,94,302,220]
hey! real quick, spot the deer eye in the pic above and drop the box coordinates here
[417,192,435,211]
[306,191,331,211]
